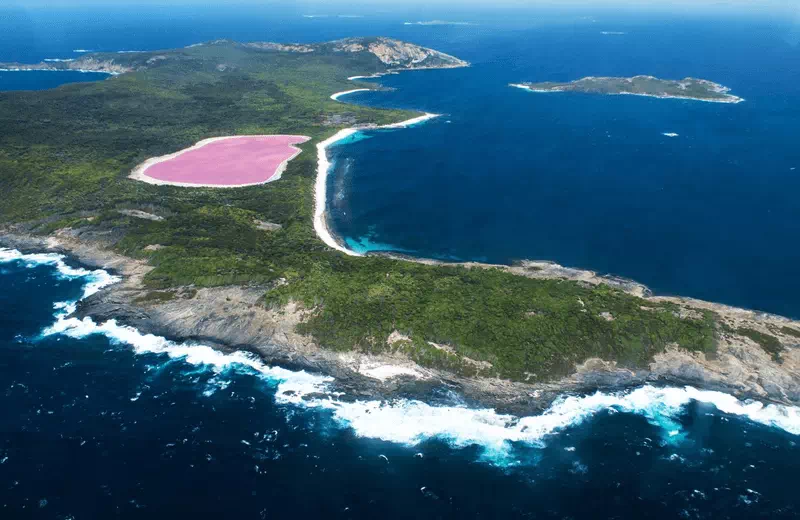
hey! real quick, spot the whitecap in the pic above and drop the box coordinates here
[13,247,800,467]
[0,248,119,299]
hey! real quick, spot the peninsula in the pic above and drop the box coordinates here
[1,38,797,411]
[511,75,744,103]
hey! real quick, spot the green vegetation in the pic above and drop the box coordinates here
[0,40,718,382]
[516,76,742,103]
[736,327,783,361]
[780,326,800,339]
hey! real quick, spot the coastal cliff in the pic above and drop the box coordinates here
[2,228,798,414]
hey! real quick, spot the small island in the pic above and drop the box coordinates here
[511,75,743,103]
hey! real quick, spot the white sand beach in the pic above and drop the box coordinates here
[315,90,440,255]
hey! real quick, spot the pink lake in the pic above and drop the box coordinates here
[139,135,310,186]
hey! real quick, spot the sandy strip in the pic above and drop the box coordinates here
[315,92,440,255]
[129,135,310,188]
[330,88,371,101]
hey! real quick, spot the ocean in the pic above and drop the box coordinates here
[3,249,800,518]
[325,17,800,318]
[2,5,800,518]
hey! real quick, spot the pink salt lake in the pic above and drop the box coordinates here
[139,135,310,186]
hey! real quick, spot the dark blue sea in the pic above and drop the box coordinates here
[325,17,800,318]
[3,4,800,518]
[2,249,800,519]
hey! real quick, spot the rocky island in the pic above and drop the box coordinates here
[511,75,744,103]
[1,38,797,414]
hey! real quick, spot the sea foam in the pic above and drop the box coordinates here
[6,247,800,466]
[0,247,119,299]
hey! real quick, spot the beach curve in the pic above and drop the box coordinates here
[315,86,440,255]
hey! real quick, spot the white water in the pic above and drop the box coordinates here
[0,247,119,299]
[4,247,800,466]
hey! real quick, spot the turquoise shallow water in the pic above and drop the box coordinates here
[326,18,800,317]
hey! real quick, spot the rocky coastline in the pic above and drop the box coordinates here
[2,227,798,416]
[0,56,133,75]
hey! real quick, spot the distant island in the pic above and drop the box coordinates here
[511,75,744,103]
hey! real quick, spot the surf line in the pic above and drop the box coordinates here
[5,246,800,468]
[315,88,439,256]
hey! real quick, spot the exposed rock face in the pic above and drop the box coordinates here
[243,42,315,53]
[244,37,468,70]
[4,227,800,411]
[68,57,133,74]
[0,38,467,78]
[330,37,468,70]
[146,55,167,65]
[118,209,164,222]
[0,56,133,75]
[253,220,282,231]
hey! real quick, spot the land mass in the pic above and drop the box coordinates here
[0,38,796,411]
[511,75,743,103]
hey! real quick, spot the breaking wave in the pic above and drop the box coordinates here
[0,247,119,299]
[5,247,800,466]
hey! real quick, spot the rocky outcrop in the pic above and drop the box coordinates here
[243,42,315,53]
[2,226,799,412]
[117,209,164,222]
[0,38,467,79]
[0,56,134,75]
[243,37,468,71]
[329,37,468,70]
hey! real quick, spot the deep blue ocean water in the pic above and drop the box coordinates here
[326,18,800,318]
[0,70,109,91]
[3,5,800,518]
[2,250,800,519]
